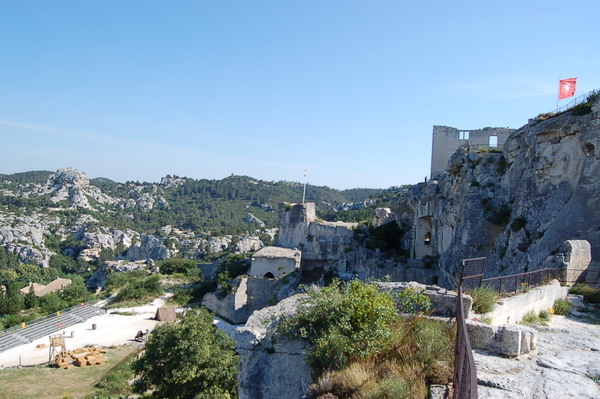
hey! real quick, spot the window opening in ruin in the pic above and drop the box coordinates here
[459,131,469,140]
[489,135,498,148]
[264,272,275,279]
[432,276,439,285]
[424,232,431,246]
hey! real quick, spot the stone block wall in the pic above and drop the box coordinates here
[431,125,513,177]
[249,246,301,279]
[479,280,568,325]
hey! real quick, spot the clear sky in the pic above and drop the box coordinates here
[1,1,599,190]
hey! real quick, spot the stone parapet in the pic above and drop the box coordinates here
[480,280,568,325]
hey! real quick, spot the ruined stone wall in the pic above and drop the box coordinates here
[275,202,316,248]
[202,277,283,324]
[431,126,514,177]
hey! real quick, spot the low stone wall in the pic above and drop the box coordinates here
[481,280,568,325]
[374,281,472,317]
[467,321,537,356]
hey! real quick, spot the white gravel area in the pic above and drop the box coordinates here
[0,296,171,368]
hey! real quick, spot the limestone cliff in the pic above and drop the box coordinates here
[393,96,600,286]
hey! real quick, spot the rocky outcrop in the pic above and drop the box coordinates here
[236,295,312,399]
[208,236,232,253]
[233,235,264,254]
[392,96,600,286]
[126,235,169,261]
[86,260,152,290]
[244,213,265,227]
[6,243,53,268]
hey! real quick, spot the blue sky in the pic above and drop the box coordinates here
[1,1,599,190]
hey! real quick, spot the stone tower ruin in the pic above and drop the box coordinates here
[430,126,514,177]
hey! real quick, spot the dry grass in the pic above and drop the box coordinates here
[0,345,137,399]
[307,317,455,399]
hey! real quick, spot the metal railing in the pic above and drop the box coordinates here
[555,89,597,114]
[0,299,100,338]
[452,284,478,399]
[463,268,563,295]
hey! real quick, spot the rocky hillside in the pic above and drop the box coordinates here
[392,94,600,286]
[0,168,395,271]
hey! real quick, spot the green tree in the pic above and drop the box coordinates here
[1,283,22,315]
[24,284,37,309]
[132,309,238,399]
[39,292,68,314]
[60,276,90,305]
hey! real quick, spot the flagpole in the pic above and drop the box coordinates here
[302,169,307,204]
[556,76,560,113]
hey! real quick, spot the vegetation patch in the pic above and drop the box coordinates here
[569,283,600,304]
[468,285,498,314]
[277,280,454,398]
[554,298,572,315]
[132,308,238,399]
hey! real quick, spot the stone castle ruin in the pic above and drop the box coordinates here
[431,125,513,177]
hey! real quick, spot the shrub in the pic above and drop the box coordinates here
[158,258,197,275]
[569,283,600,303]
[511,216,527,232]
[396,287,432,315]
[521,310,542,325]
[554,298,572,315]
[306,317,453,399]
[132,309,238,399]
[468,285,498,314]
[571,103,592,116]
[277,279,397,377]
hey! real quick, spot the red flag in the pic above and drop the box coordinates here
[559,78,577,100]
[304,169,308,177]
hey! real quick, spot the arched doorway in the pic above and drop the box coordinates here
[264,272,275,279]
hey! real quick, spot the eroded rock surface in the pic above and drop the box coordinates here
[475,310,600,398]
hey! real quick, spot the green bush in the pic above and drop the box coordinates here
[554,298,572,315]
[158,258,198,275]
[569,283,600,303]
[277,279,397,377]
[468,285,498,314]
[571,103,592,116]
[396,287,432,315]
[521,310,544,325]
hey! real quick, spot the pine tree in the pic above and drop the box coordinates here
[24,284,37,309]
